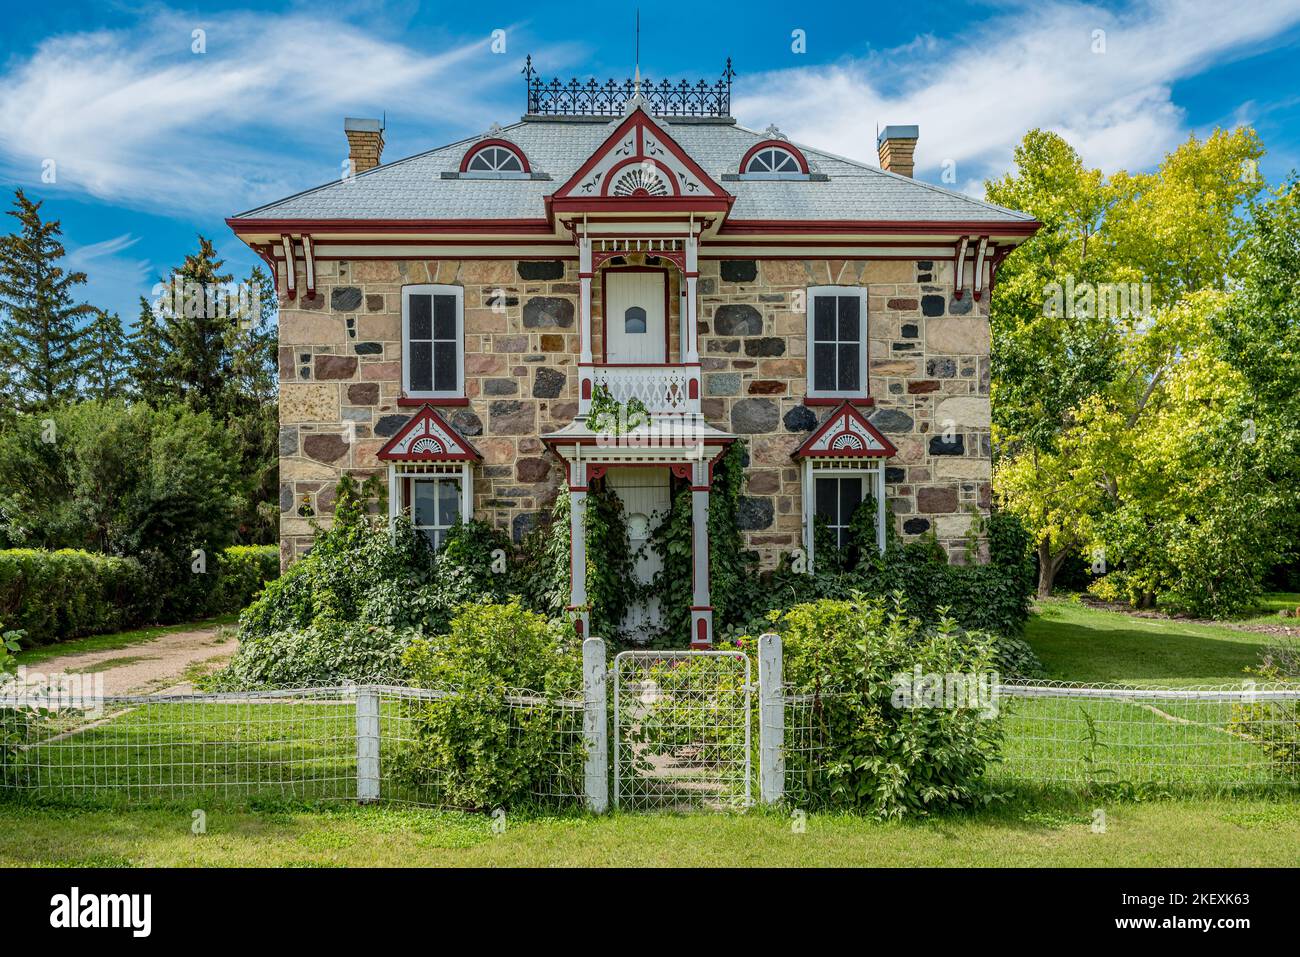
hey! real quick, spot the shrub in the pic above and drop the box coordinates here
[0,549,153,645]
[396,600,583,809]
[751,594,1005,819]
[212,545,279,613]
[205,622,417,690]
[993,634,1046,680]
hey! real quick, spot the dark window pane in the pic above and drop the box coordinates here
[837,343,860,391]
[814,296,836,341]
[437,480,461,524]
[412,481,437,526]
[409,342,433,391]
[837,296,860,340]
[624,306,647,333]
[840,478,863,527]
[433,295,457,340]
[409,294,432,340]
[433,342,457,391]
[815,478,838,521]
[813,343,836,391]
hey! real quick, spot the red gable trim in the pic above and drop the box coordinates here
[792,401,898,459]
[376,405,482,462]
[550,106,731,203]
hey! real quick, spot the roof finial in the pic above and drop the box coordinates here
[634,9,641,94]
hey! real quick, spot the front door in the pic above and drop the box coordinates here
[606,466,670,641]
[605,270,666,364]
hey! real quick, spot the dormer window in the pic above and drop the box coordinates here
[459,139,530,178]
[739,140,810,179]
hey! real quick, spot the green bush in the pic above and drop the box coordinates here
[0,549,153,645]
[750,594,1005,819]
[0,544,278,647]
[396,600,584,810]
[212,545,279,614]
[205,622,417,690]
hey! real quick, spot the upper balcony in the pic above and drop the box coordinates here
[578,363,701,417]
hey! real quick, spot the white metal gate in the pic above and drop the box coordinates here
[612,650,752,810]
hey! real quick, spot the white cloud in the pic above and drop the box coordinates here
[732,0,1300,187]
[0,9,549,216]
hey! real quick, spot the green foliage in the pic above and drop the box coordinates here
[397,600,583,809]
[0,549,153,645]
[649,441,761,645]
[80,309,130,401]
[205,622,416,690]
[750,594,1005,819]
[0,544,278,646]
[717,510,1035,643]
[587,383,649,436]
[0,189,96,413]
[212,545,279,614]
[584,481,638,639]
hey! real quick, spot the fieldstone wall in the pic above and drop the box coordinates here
[277,257,583,565]
[276,255,991,569]
[697,258,992,567]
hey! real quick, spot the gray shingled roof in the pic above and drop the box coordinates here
[231,117,1033,223]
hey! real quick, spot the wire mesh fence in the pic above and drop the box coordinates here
[993,681,1300,794]
[3,667,1297,811]
[0,683,585,809]
[780,680,1300,803]
[612,651,752,811]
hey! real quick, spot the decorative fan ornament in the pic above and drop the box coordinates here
[410,437,445,454]
[831,433,865,451]
[612,166,669,197]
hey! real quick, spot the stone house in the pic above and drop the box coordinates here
[227,62,1038,647]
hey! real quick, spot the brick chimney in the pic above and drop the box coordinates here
[877,125,919,178]
[344,117,385,174]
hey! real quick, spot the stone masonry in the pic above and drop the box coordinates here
[277,256,991,568]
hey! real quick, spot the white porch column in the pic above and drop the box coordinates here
[689,459,712,648]
[684,235,699,364]
[579,237,593,364]
[875,463,887,555]
[568,461,590,640]
[801,458,814,574]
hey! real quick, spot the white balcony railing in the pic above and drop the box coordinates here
[579,364,700,416]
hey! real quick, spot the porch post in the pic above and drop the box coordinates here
[689,459,713,648]
[568,461,590,639]
[875,463,887,555]
[684,234,699,363]
[579,236,593,364]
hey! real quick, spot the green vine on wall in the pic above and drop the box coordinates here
[588,383,649,436]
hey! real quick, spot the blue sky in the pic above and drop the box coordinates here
[2,0,1299,322]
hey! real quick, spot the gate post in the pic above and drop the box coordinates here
[582,637,608,813]
[356,686,381,803]
[758,633,784,805]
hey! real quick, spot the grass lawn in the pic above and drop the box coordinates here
[1,796,1297,867]
[14,615,238,667]
[1023,598,1276,686]
[2,598,1296,867]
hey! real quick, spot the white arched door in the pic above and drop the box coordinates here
[605,270,666,364]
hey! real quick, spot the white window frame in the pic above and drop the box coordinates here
[801,459,887,572]
[388,463,473,552]
[806,285,869,400]
[741,146,807,180]
[402,284,464,400]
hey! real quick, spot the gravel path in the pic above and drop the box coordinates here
[18,626,237,697]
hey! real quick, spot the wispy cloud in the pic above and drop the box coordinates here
[65,233,152,318]
[0,9,549,216]
[733,0,1300,188]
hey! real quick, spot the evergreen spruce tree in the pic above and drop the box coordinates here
[128,295,171,404]
[81,308,130,400]
[157,236,235,410]
[0,189,94,410]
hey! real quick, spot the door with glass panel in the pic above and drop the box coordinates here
[605,270,667,364]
